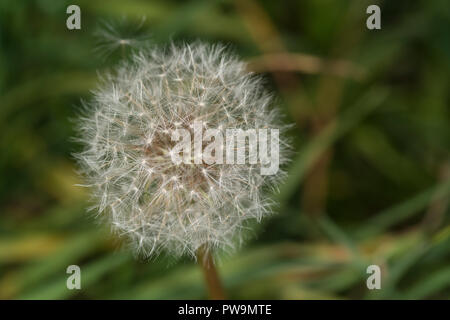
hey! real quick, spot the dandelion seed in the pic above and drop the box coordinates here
[94,17,151,58]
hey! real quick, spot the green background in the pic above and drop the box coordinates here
[0,0,449,299]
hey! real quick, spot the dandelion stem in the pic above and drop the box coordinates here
[196,246,226,300]
[120,44,126,58]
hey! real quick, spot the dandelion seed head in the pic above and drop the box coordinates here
[75,42,291,259]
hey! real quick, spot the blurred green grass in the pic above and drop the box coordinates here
[0,0,449,299]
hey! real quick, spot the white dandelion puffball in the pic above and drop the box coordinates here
[76,42,290,258]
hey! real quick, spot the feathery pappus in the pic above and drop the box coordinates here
[75,42,291,258]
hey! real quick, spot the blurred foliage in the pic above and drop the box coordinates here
[0,0,449,299]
